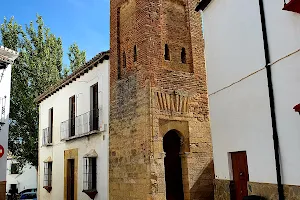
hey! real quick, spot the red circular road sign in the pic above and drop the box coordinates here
[0,145,4,158]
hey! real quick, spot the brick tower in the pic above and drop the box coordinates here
[109,0,214,199]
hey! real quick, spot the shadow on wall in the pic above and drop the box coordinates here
[190,160,214,200]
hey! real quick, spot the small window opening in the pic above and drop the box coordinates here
[83,157,97,191]
[123,51,126,68]
[117,64,121,79]
[164,44,170,61]
[133,45,137,62]
[44,162,52,187]
[11,163,19,174]
[181,48,186,64]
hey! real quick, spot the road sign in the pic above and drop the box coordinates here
[0,145,4,158]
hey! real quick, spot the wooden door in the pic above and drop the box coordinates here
[231,151,249,200]
[67,159,75,200]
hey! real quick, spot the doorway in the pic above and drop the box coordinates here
[67,159,75,200]
[231,151,249,200]
[163,130,184,200]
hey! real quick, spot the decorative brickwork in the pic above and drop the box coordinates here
[109,0,213,199]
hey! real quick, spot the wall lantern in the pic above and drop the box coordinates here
[293,103,300,115]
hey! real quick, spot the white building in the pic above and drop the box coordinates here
[197,0,300,199]
[6,156,37,194]
[36,51,109,200]
[0,46,18,199]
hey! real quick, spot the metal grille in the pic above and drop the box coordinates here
[44,162,52,187]
[42,127,53,145]
[60,108,102,140]
[83,157,97,190]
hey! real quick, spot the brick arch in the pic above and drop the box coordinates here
[159,119,190,153]
[159,119,191,199]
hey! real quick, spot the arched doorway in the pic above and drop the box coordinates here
[163,130,184,200]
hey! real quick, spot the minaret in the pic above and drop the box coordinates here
[109,0,214,199]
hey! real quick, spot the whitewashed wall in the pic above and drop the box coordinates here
[6,159,37,193]
[38,59,109,200]
[0,65,12,182]
[265,0,300,185]
[202,0,300,185]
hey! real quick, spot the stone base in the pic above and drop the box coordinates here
[0,181,6,200]
[214,179,300,200]
[214,179,231,200]
[248,181,300,200]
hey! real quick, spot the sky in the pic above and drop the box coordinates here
[0,0,110,65]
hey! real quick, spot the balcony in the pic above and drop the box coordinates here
[42,127,53,146]
[60,108,103,141]
[283,0,300,14]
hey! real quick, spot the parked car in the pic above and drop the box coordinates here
[19,192,37,200]
[19,188,37,195]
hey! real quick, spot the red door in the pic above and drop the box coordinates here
[231,151,249,200]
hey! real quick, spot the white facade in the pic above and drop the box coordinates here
[6,158,37,193]
[0,47,18,184]
[38,54,110,200]
[201,0,300,186]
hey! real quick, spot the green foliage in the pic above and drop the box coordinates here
[1,15,63,169]
[1,15,86,169]
[68,43,86,72]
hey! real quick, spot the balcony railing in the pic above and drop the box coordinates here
[42,127,53,146]
[60,108,102,141]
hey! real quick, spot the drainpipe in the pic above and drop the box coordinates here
[258,0,284,199]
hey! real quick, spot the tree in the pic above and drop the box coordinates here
[1,15,63,169]
[68,43,86,72]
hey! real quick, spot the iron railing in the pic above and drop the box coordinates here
[42,127,53,146]
[60,108,102,140]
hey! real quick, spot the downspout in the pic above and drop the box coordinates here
[258,0,284,199]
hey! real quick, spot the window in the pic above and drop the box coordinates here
[43,162,52,189]
[117,63,121,79]
[123,51,126,68]
[83,157,97,191]
[10,163,19,174]
[164,44,170,60]
[90,83,99,131]
[133,45,137,62]
[69,96,76,137]
[49,108,53,143]
[181,48,186,64]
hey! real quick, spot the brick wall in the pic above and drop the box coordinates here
[109,0,213,199]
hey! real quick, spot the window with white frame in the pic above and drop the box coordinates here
[83,157,97,191]
[44,162,52,188]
